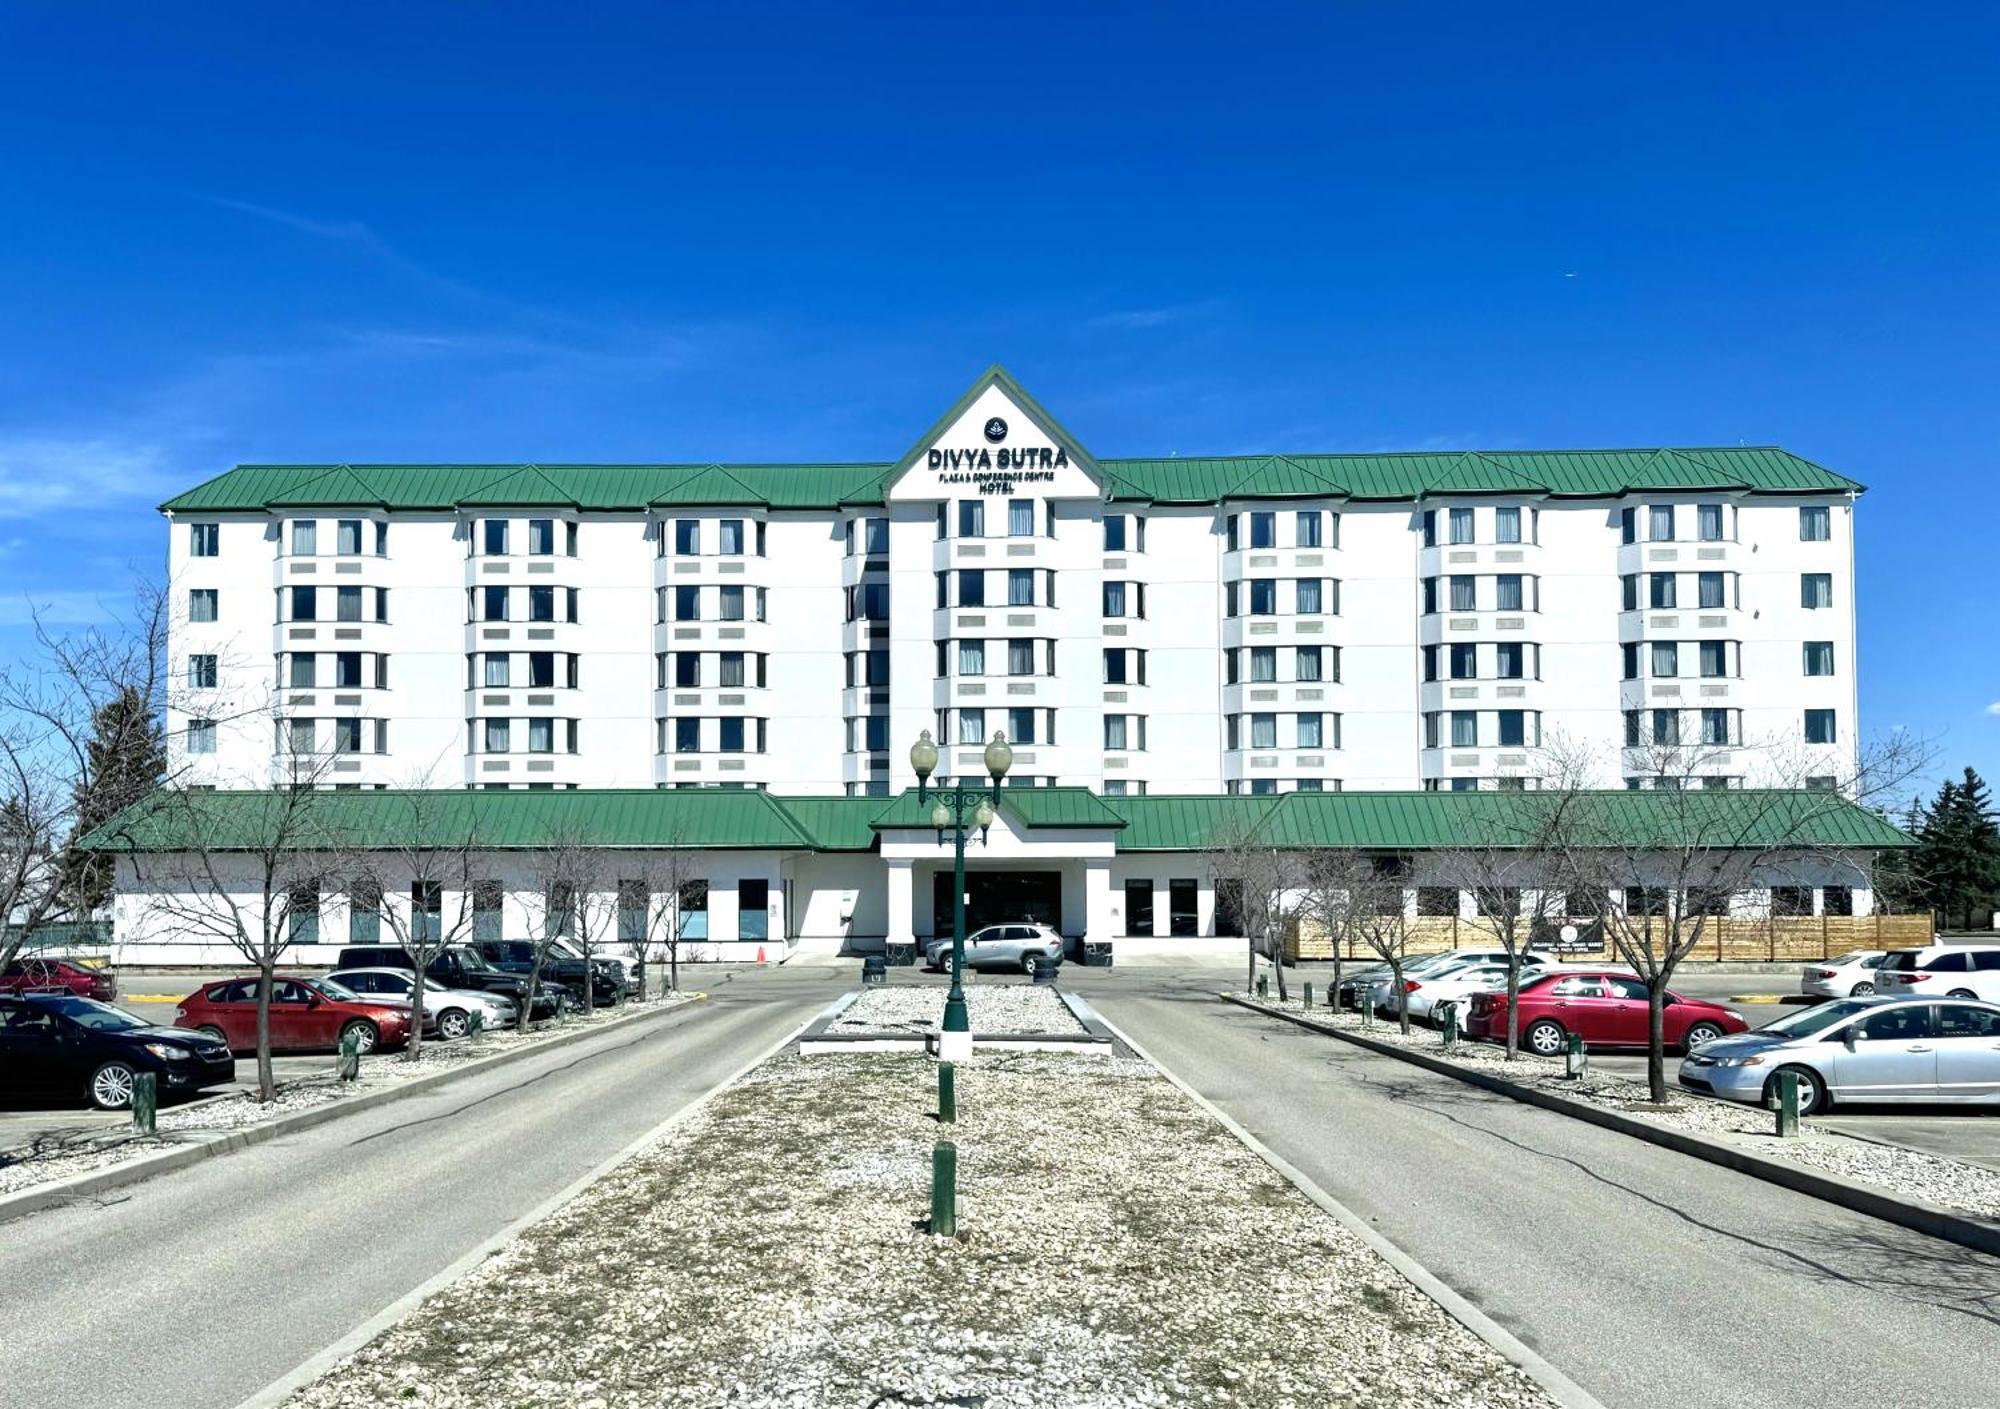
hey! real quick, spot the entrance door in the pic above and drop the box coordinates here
[1125,880,1155,937]
[932,871,1062,937]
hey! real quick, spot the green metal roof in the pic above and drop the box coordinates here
[82,787,1908,855]
[161,447,1859,515]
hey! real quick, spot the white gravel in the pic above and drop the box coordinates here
[1246,995,2000,1220]
[833,985,1082,1036]
[0,995,692,1198]
[278,1049,1558,1409]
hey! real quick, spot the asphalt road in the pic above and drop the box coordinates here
[1071,967,2000,1409]
[0,961,849,1409]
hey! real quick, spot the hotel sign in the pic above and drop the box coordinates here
[927,444,1069,491]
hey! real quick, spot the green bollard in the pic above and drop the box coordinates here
[1256,974,1268,999]
[468,1009,484,1040]
[337,1029,361,1082]
[1303,983,1314,1011]
[1441,1002,1459,1051]
[930,1140,958,1237]
[1564,1032,1586,1080]
[1775,1070,1800,1138]
[938,1061,956,1125]
[132,1071,157,1135]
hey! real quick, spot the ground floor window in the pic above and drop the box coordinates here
[678,880,709,941]
[1169,879,1199,936]
[1125,879,1154,936]
[739,879,769,941]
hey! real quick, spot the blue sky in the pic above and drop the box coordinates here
[0,2,1993,791]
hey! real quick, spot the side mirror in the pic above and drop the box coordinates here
[1843,1027,1860,1050]
[306,993,322,1008]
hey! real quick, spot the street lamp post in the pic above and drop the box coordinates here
[909,728,1012,1061]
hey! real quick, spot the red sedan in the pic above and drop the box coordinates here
[0,956,115,1000]
[175,975,411,1054]
[1464,970,1747,1058]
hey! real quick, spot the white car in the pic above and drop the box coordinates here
[1366,949,1557,1016]
[1400,962,1523,1028]
[1874,945,2000,1003]
[1800,950,1887,999]
[923,923,1063,974]
[325,967,517,1039]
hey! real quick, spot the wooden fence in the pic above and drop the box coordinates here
[1285,912,1934,964]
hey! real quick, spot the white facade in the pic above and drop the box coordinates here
[162,370,1862,797]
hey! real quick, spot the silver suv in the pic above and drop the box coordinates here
[924,923,1063,974]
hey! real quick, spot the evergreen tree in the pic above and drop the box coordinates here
[58,685,165,914]
[1911,769,2000,930]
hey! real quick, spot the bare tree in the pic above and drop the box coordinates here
[519,824,615,1032]
[347,789,485,1059]
[1348,855,1418,1033]
[1296,845,1373,1018]
[111,774,339,1100]
[633,840,702,998]
[1206,813,1297,1001]
[1541,731,1929,1102]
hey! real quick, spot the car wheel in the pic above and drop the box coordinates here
[1766,1065,1828,1116]
[1849,981,1874,997]
[437,1008,471,1040]
[1948,989,1978,1000]
[1682,1021,1725,1050]
[88,1061,138,1111]
[339,1020,379,1055]
[1524,1019,1568,1057]
[196,1024,229,1046]
[1020,953,1039,975]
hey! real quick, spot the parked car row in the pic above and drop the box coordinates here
[0,956,116,1000]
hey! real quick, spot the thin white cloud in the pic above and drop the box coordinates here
[1985,701,2000,717]
[1082,299,1228,332]
[0,590,123,626]
[0,434,175,517]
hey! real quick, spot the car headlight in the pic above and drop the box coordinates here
[1711,1055,1767,1068]
[143,1042,191,1060]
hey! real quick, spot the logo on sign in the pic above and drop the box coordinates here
[983,416,1009,443]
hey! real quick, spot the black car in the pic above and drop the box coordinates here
[0,994,235,1110]
[468,939,627,1007]
[334,944,564,1018]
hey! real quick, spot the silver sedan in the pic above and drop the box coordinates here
[325,968,517,1039]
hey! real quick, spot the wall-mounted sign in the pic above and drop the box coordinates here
[926,444,1069,492]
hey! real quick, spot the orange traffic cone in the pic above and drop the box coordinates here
[756,946,767,966]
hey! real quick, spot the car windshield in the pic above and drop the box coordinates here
[1877,951,1919,972]
[310,978,362,1001]
[1761,999,1876,1038]
[38,996,148,1031]
[1827,952,1872,966]
[450,947,496,974]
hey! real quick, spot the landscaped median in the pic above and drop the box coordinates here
[0,993,699,1218]
[1224,992,2000,1248]
[268,1045,1566,1409]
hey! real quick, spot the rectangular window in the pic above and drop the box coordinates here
[1008,569,1034,606]
[1698,571,1725,609]
[336,519,362,555]
[958,501,984,538]
[186,718,217,753]
[1799,506,1830,541]
[1422,511,1438,548]
[289,586,317,622]
[719,717,746,752]
[1296,646,1323,682]
[526,585,554,622]
[676,653,701,687]
[1295,578,1322,614]
[1622,574,1638,612]
[958,707,985,745]
[1126,879,1154,936]
[1249,511,1275,549]
[1622,642,1639,679]
[335,651,362,687]
[484,585,510,621]
[1226,515,1240,552]
[1652,709,1680,745]
[675,718,700,753]
[672,585,698,621]
[1701,708,1731,745]
[718,652,745,687]
[1494,506,1521,544]
[336,586,362,622]
[484,519,509,556]
[1650,573,1677,609]
[1451,711,1478,747]
[1700,640,1728,677]
[1449,506,1474,544]
[189,523,219,557]
[675,520,700,555]
[527,518,556,556]
[1450,575,1477,612]
[1007,707,1038,745]
[1250,713,1277,749]
[187,653,217,689]
[1169,879,1198,936]
[1097,514,1126,552]
[1801,573,1832,609]
[719,519,744,555]
[1496,710,1528,747]
[1651,641,1679,678]
[958,569,985,607]
[291,520,317,556]
[1297,712,1322,748]
[287,717,317,755]
[288,883,320,944]
[1804,641,1835,676]
[528,718,554,753]
[1104,715,1128,750]
[1449,642,1476,679]
[956,639,986,677]
[1649,505,1675,541]
[1244,645,1273,682]
[1249,579,1276,615]
[1496,575,1524,612]
[483,718,511,753]
[1698,503,1724,542]
[529,652,556,688]
[737,880,769,941]
[332,718,361,753]
[1102,648,1125,684]
[1102,581,1127,618]
[1008,499,1033,537]
[718,586,745,621]
[484,653,510,688]
[862,517,888,555]
[1804,709,1837,744]
[1621,507,1637,544]
[1424,712,1440,748]
[289,654,317,688]
[1296,510,1322,548]
[1495,642,1524,679]
[1422,577,1437,614]
[1008,639,1034,676]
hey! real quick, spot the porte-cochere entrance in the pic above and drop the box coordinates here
[931,869,1062,935]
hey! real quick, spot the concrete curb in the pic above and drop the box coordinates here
[229,1001,814,1409]
[1096,1010,1609,1409]
[0,995,708,1227]
[1221,993,2000,1259]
